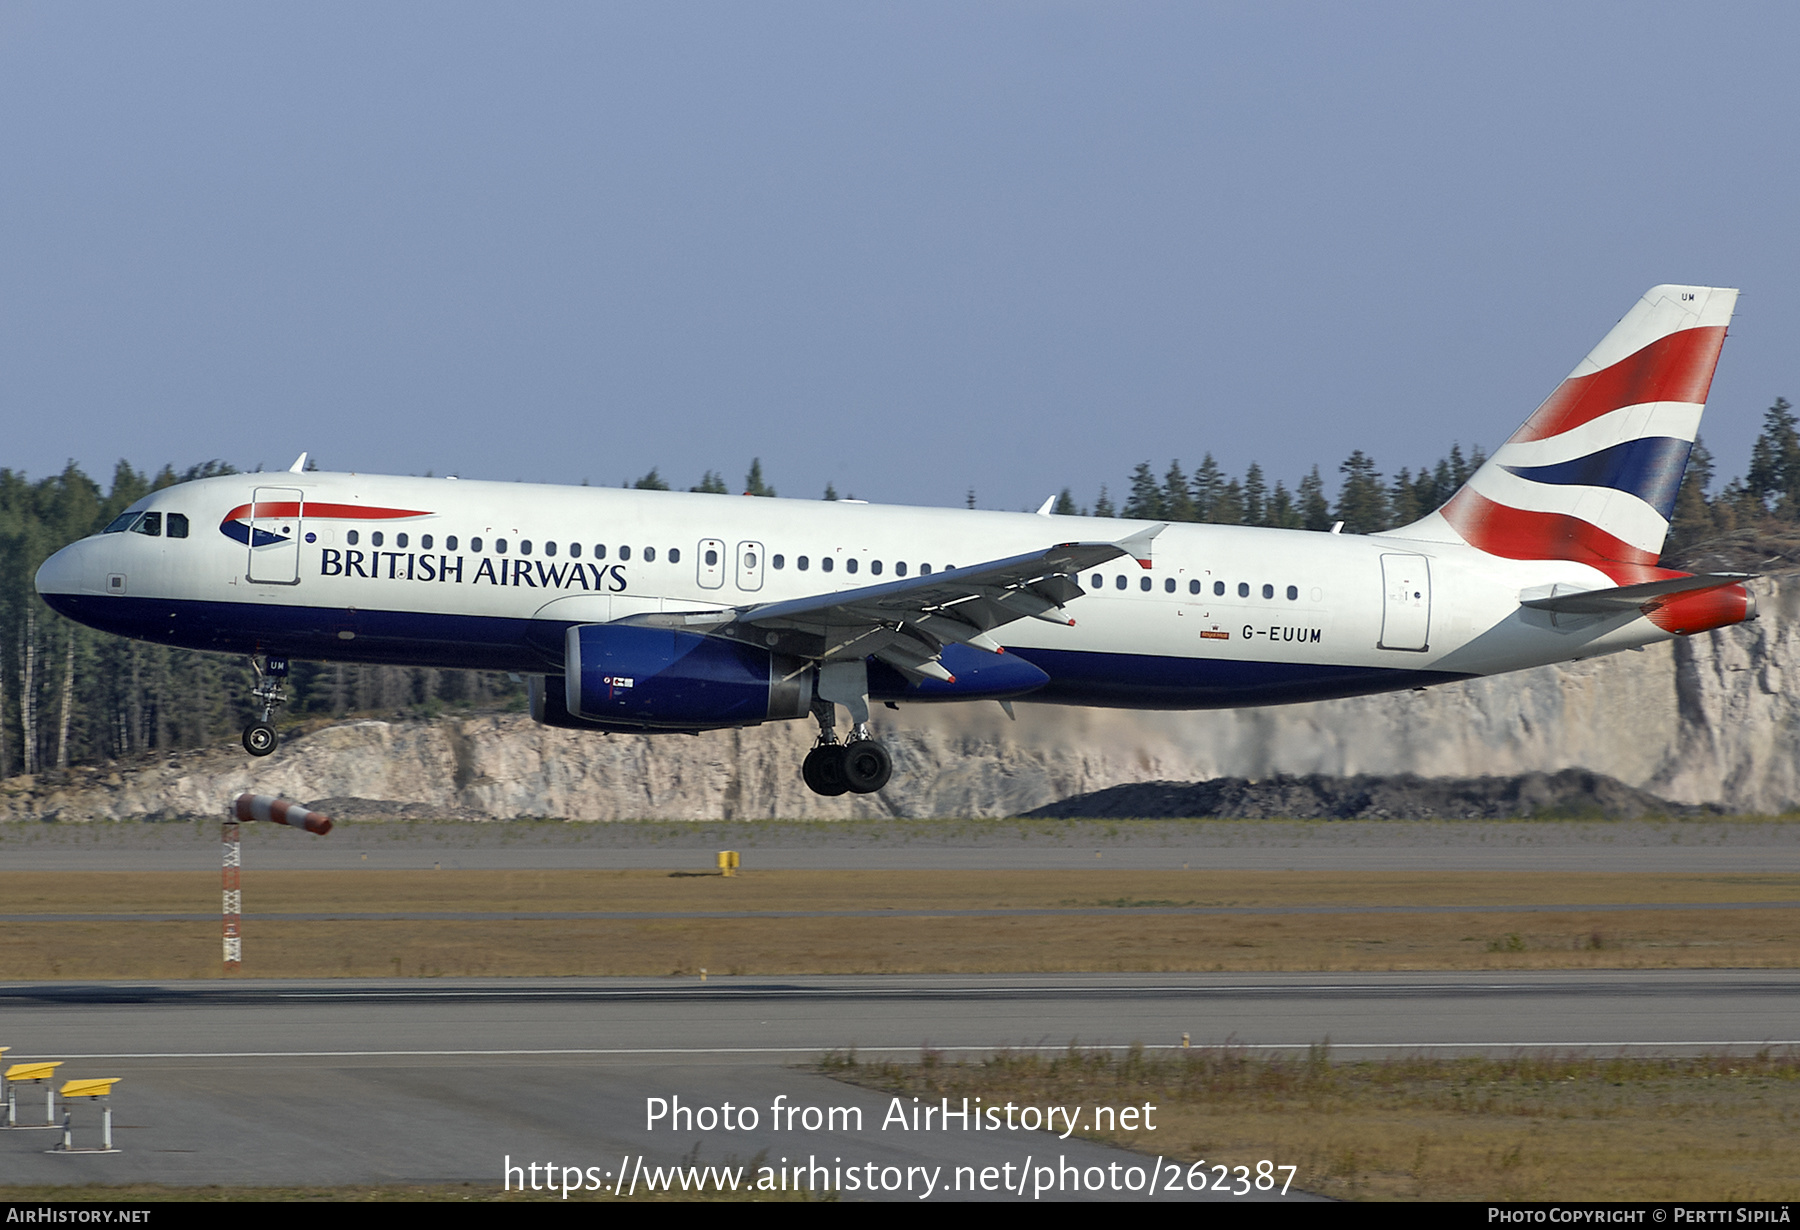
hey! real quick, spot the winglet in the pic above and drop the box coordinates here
[1115,523,1167,569]
[288,452,309,474]
[1035,495,1056,516]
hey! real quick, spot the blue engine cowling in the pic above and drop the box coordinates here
[562,624,813,731]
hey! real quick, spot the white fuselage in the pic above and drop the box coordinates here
[35,471,1683,714]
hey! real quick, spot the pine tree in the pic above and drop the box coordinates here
[1268,480,1300,529]
[1297,466,1332,531]
[632,468,670,491]
[1093,485,1116,518]
[1124,463,1163,520]
[1161,461,1196,522]
[1242,462,1268,527]
[1190,454,1226,522]
[1667,435,1717,553]
[744,459,776,497]
[1052,489,1078,516]
[1745,397,1800,518]
[690,471,728,494]
[823,482,838,501]
[1214,479,1245,526]
[1335,451,1389,533]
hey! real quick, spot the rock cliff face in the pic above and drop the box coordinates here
[3,575,1797,822]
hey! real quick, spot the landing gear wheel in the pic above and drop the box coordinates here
[242,722,278,757]
[803,744,849,796]
[841,739,892,794]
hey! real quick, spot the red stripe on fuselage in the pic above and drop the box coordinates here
[1510,325,1727,444]
[222,502,432,522]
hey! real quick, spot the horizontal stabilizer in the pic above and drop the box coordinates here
[1519,572,1753,615]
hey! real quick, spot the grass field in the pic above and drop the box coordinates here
[825,1047,1800,1202]
[3,869,1799,978]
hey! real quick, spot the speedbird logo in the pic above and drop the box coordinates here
[218,501,432,547]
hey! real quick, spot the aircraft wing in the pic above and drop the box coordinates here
[628,524,1166,683]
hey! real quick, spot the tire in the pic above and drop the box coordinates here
[242,722,278,757]
[841,739,892,794]
[802,745,849,796]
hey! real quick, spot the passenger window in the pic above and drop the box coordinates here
[1262,583,1274,600]
[134,511,161,537]
[798,555,810,571]
[347,530,360,546]
[422,534,434,550]
[645,547,656,562]
[520,540,532,556]
[1164,577,1175,593]
[1115,575,1126,590]
[396,533,408,548]
[705,549,719,566]
[870,560,882,576]
[594,544,606,559]
[845,558,858,574]
[669,547,680,564]
[545,541,556,556]
[1189,580,1200,594]
[619,546,631,561]
[895,561,907,577]
[1287,585,1298,601]
[1213,580,1224,596]
[1091,573,1103,588]
[1140,576,1152,592]
[372,531,384,547]
[446,535,458,551]
[1237,582,1249,598]
[921,564,932,575]
[772,554,784,569]
[166,513,189,539]
[569,543,580,558]
[496,539,508,554]
[470,537,482,552]
[822,558,834,573]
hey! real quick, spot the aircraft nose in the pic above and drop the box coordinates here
[35,541,88,600]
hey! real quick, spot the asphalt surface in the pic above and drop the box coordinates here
[7,818,1800,872]
[2,971,1795,1198]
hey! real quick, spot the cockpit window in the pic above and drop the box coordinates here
[132,512,162,537]
[166,513,189,539]
[103,512,137,534]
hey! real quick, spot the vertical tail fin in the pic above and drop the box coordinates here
[1391,285,1737,576]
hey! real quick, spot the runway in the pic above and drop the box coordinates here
[2,971,1793,1198]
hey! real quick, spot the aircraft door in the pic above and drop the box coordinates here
[697,538,725,589]
[246,486,303,585]
[1378,553,1430,651]
[736,541,765,592]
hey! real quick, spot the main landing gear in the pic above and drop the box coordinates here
[241,654,288,757]
[801,696,892,796]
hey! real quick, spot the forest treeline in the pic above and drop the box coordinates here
[3,397,1798,778]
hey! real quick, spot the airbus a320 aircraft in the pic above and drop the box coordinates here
[36,285,1755,796]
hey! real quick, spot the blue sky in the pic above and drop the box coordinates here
[4,2,1795,509]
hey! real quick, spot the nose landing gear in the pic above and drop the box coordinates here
[241,654,288,757]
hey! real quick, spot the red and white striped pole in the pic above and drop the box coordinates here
[223,794,334,969]
[222,821,241,968]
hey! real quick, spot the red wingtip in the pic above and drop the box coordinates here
[947,674,958,683]
[1136,558,1152,569]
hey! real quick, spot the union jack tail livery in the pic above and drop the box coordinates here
[1400,285,1737,581]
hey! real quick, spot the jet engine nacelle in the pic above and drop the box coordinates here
[560,623,813,731]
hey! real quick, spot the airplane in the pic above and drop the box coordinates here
[35,285,1755,797]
